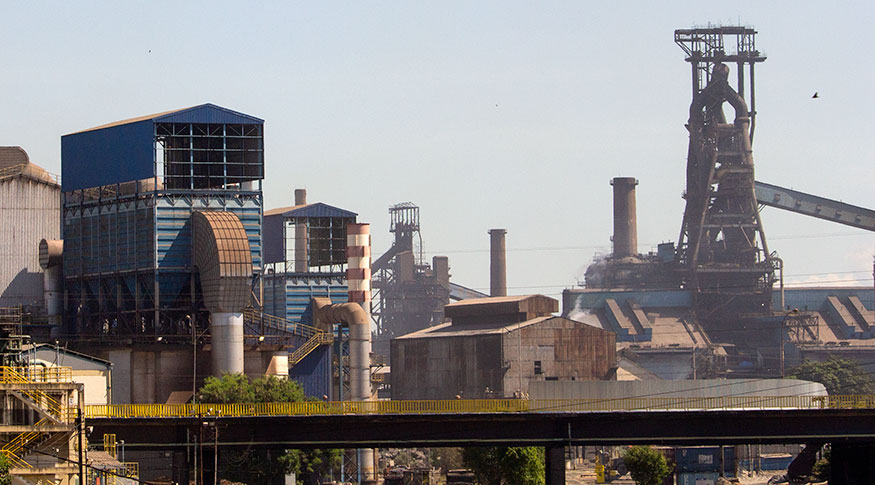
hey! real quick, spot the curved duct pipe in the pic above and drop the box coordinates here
[192,211,253,375]
[38,239,64,321]
[314,222,374,480]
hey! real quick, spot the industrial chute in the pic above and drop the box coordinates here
[191,210,253,375]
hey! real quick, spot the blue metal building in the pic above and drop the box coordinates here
[61,104,263,337]
[262,193,358,397]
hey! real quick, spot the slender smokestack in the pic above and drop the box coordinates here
[489,229,507,297]
[611,177,638,258]
[345,222,374,480]
[294,189,308,272]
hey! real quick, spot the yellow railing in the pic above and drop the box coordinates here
[0,366,73,384]
[84,395,875,419]
[0,367,71,422]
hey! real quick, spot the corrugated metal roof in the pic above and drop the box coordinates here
[66,103,263,135]
[394,316,556,339]
[264,202,357,219]
[0,146,30,170]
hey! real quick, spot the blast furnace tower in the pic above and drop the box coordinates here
[674,27,776,318]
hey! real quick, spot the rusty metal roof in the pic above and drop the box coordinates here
[0,146,29,169]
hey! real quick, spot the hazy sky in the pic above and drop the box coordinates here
[2,2,873,299]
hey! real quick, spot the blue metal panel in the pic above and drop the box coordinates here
[61,120,154,192]
[283,276,348,325]
[281,202,357,219]
[262,214,285,264]
[289,345,331,398]
[153,104,263,124]
[776,288,874,313]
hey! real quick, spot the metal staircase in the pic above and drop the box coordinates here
[243,308,333,366]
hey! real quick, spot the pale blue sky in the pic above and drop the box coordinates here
[2,2,873,298]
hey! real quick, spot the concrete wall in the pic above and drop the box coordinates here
[0,175,60,307]
[102,346,288,404]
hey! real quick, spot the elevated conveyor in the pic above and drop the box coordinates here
[755,181,875,232]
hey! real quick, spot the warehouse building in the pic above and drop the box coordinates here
[391,294,616,400]
[0,147,60,314]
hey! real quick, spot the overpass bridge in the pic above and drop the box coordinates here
[86,397,875,485]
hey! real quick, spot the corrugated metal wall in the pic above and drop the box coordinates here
[0,176,60,307]
[262,274,348,325]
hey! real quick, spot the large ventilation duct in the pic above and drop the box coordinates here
[489,229,507,297]
[315,222,374,480]
[192,211,253,375]
[38,239,64,322]
[611,177,638,258]
[294,188,309,272]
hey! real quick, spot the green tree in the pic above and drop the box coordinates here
[462,446,544,485]
[198,373,338,484]
[0,453,10,485]
[623,446,669,485]
[789,357,875,395]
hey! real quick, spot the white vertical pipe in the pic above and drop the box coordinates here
[211,312,244,375]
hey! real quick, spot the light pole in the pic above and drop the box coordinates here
[781,308,799,377]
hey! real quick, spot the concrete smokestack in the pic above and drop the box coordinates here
[611,177,638,258]
[294,189,309,272]
[294,189,307,206]
[489,229,507,297]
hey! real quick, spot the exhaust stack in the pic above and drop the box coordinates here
[489,229,507,297]
[611,177,638,258]
[294,189,309,272]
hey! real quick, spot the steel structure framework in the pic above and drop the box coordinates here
[371,203,449,356]
[675,27,775,318]
[62,114,264,340]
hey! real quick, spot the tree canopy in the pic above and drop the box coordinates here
[623,446,670,485]
[198,373,307,404]
[197,373,338,484]
[461,446,544,485]
[789,357,875,395]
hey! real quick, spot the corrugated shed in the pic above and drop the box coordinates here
[0,176,61,307]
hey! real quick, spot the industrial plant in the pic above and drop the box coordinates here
[0,24,872,484]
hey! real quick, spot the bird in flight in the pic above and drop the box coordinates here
[812,92,819,99]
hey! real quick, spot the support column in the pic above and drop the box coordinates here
[211,312,244,375]
[545,446,566,485]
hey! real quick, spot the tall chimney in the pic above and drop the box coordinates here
[294,189,309,272]
[611,177,638,258]
[489,229,507,297]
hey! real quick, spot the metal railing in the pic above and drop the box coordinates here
[0,366,73,384]
[84,395,875,419]
[244,309,333,365]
